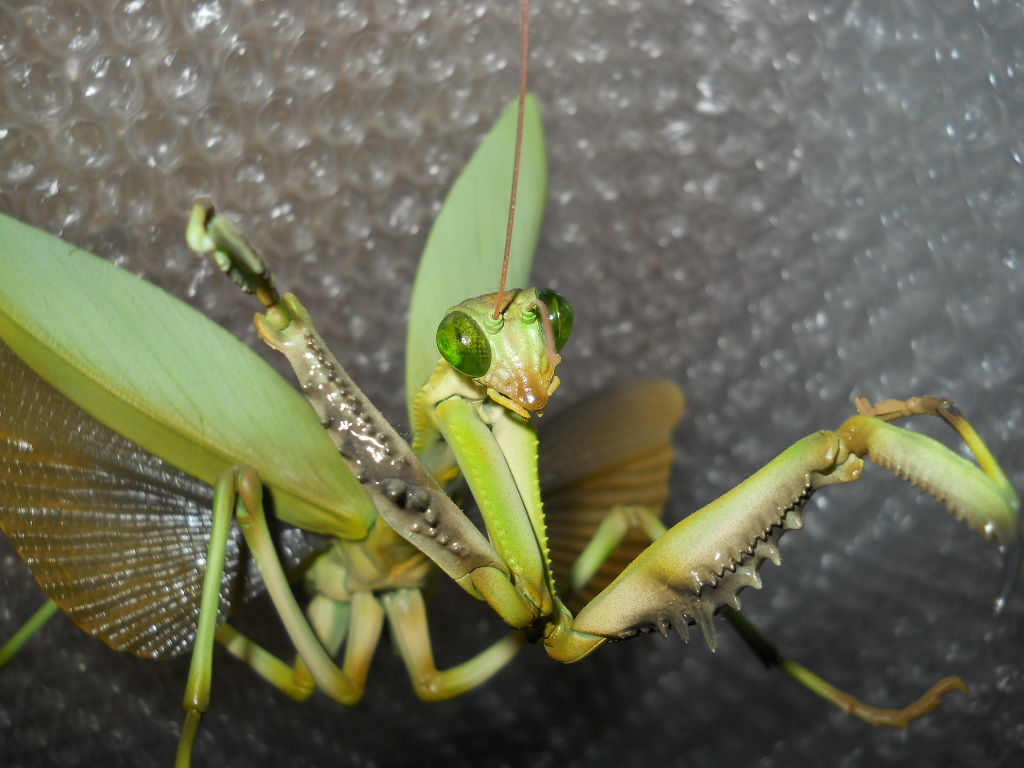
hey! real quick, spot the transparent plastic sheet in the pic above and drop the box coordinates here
[0,1,1022,766]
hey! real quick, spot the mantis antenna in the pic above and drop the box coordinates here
[492,0,559,367]
[492,0,531,321]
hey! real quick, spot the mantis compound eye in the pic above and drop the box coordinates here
[437,310,491,377]
[537,289,574,350]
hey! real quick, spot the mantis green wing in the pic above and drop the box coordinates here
[405,95,547,421]
[0,213,375,540]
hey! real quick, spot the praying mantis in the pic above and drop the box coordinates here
[2,1,1023,767]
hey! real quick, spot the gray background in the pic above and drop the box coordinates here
[1,0,1022,766]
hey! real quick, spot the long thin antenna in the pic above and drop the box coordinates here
[493,0,531,320]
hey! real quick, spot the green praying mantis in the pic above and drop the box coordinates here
[1,2,1023,766]
[1,91,1019,760]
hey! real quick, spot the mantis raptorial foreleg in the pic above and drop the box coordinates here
[184,203,544,714]
[569,398,1019,646]
[527,389,1017,726]
[186,201,544,631]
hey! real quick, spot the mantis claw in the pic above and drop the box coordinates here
[187,200,281,310]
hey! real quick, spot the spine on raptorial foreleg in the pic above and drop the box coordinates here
[570,431,864,651]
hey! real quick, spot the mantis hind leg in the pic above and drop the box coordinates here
[0,599,60,668]
[381,588,525,701]
[723,608,968,728]
[176,467,238,768]
[214,591,385,702]
[177,467,388,767]
[229,468,383,707]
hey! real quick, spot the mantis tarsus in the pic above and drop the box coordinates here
[2,2,1023,767]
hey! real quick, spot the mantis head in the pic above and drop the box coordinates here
[436,287,573,419]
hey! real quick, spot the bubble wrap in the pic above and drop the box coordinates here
[1,1,1022,766]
